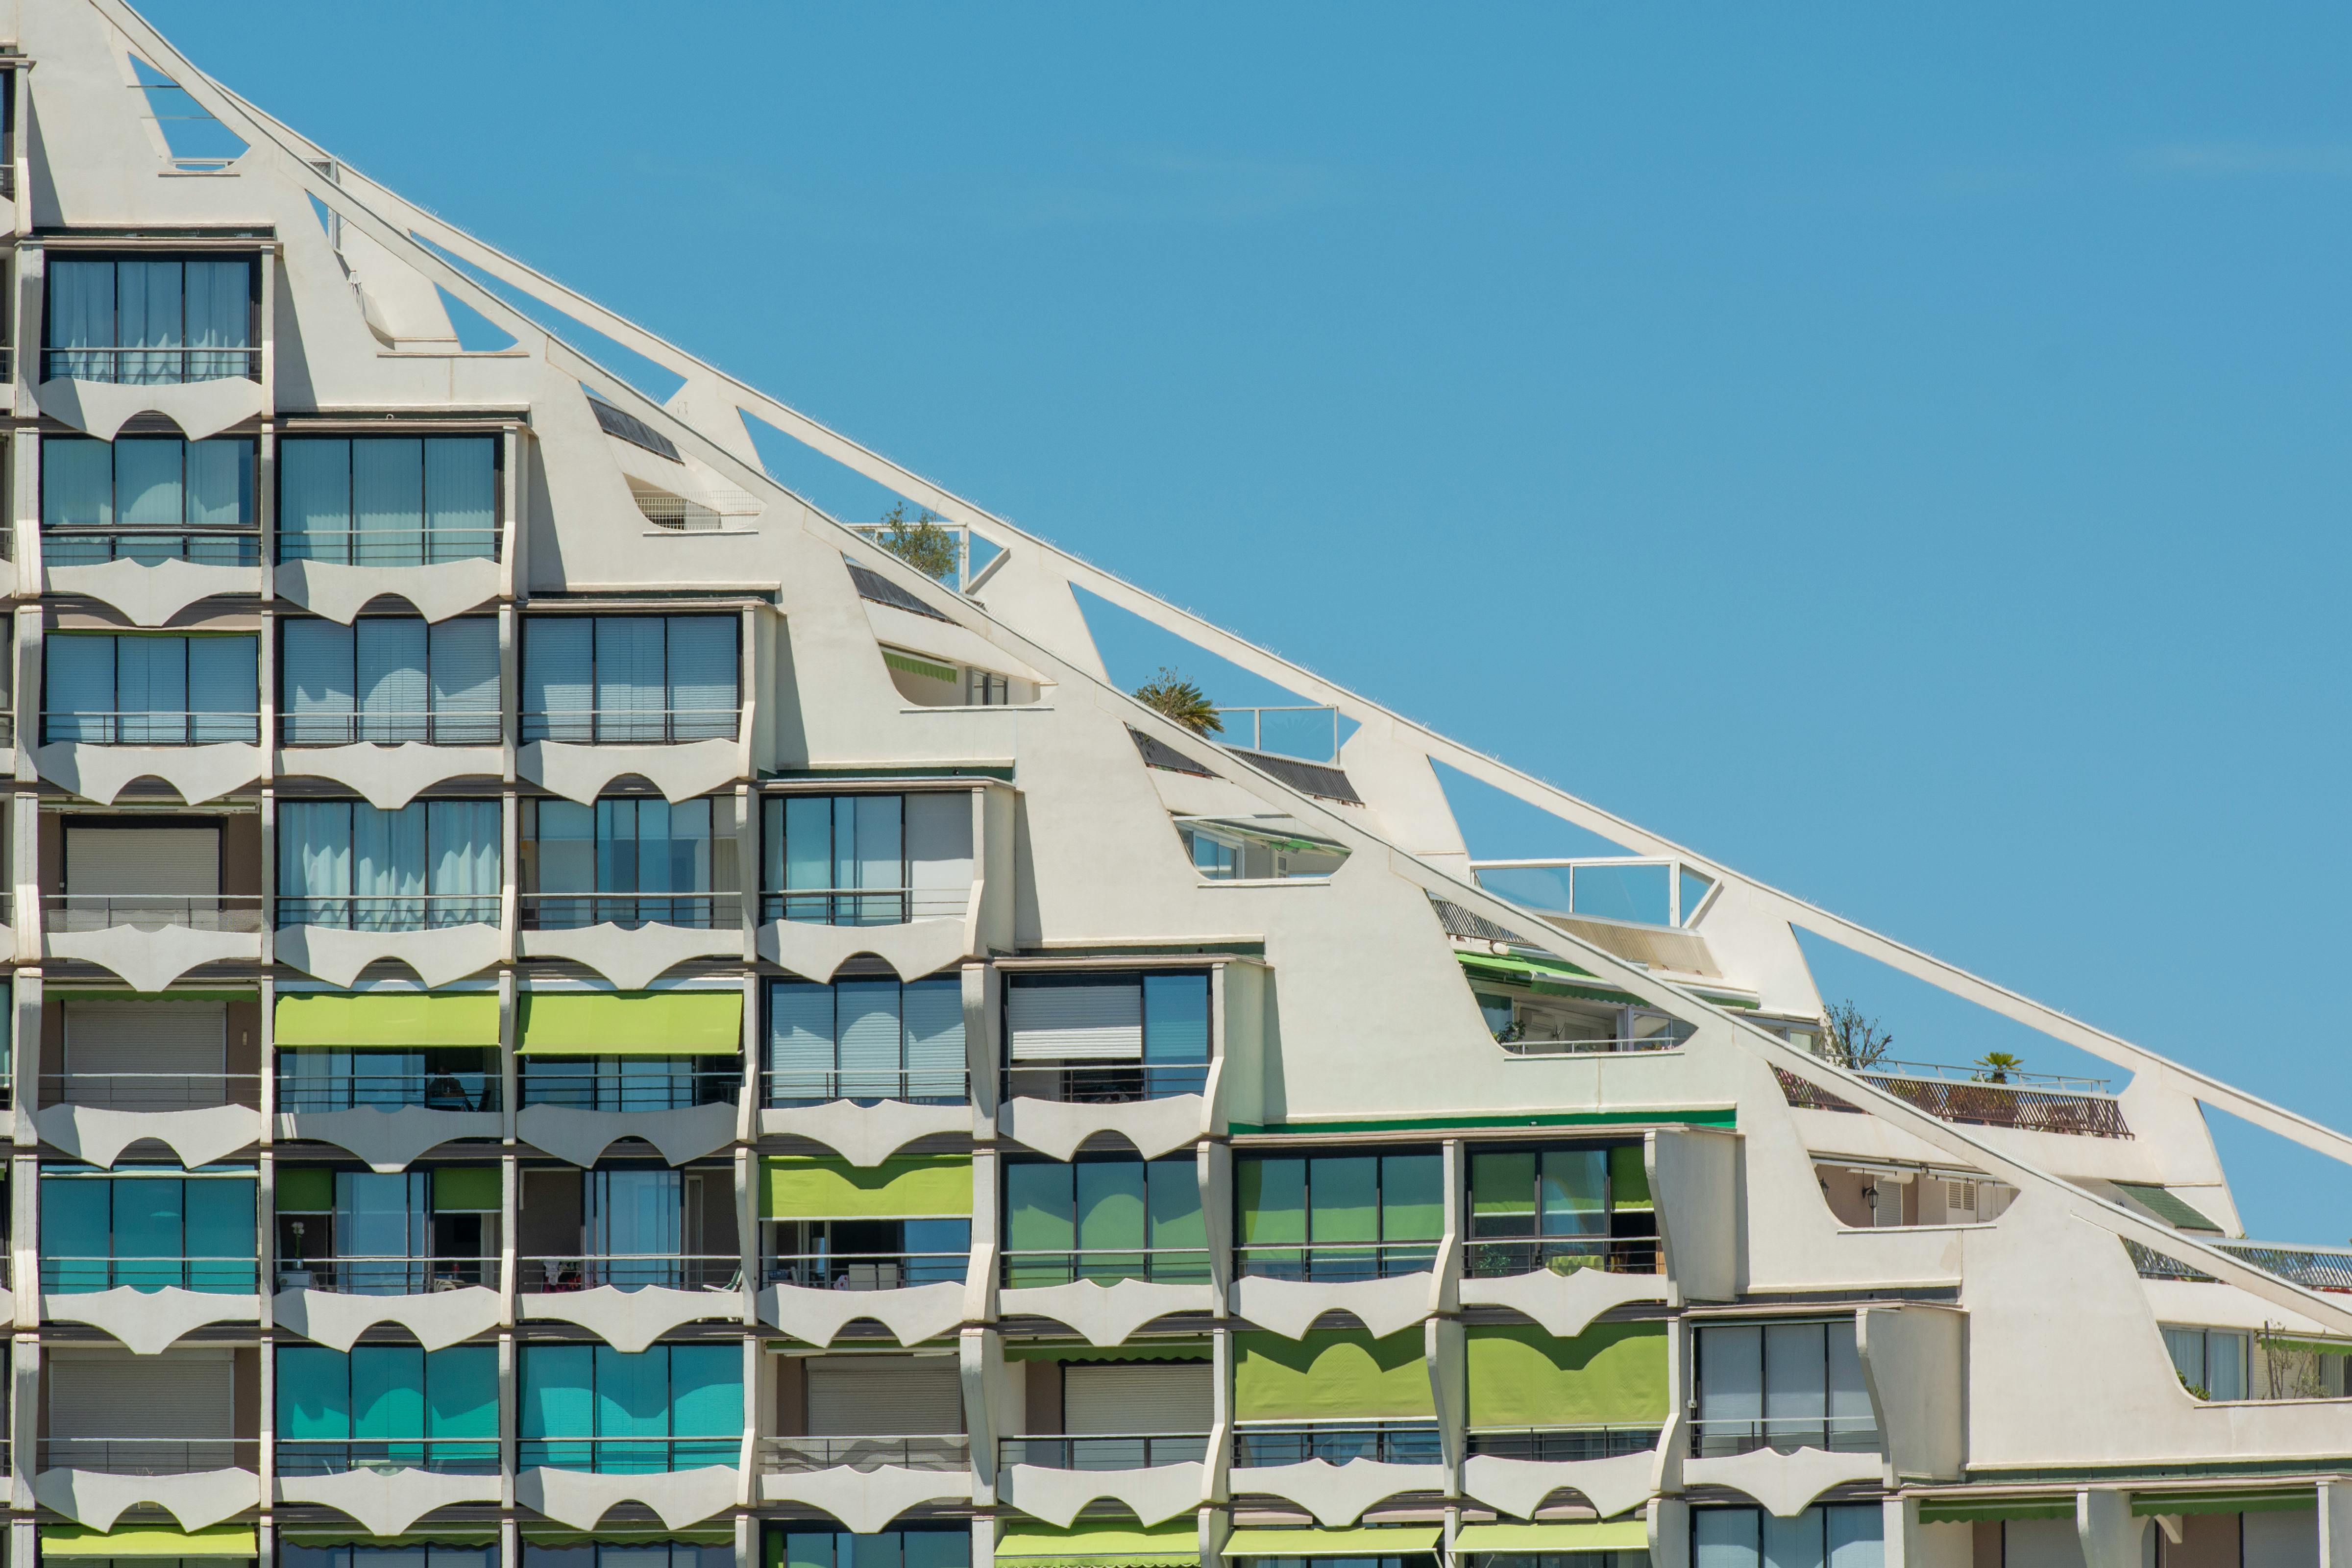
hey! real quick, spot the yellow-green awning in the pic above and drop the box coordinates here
[1455,1521,1648,1553]
[517,989,742,1054]
[2132,1489,2315,1517]
[997,1521,1197,1567]
[1223,1530,1440,1558]
[762,1154,973,1219]
[42,1526,259,1557]
[275,990,499,1048]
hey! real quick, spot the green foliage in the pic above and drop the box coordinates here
[1821,999,1893,1070]
[875,502,960,581]
[1133,665,1224,736]
[1974,1050,2025,1083]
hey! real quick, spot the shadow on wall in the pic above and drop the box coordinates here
[768,618,809,769]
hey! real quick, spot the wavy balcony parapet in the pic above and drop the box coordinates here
[517,919,745,990]
[273,1283,502,1352]
[33,373,262,443]
[276,1105,504,1173]
[34,1464,264,1532]
[1680,1444,1886,1517]
[516,1464,743,1532]
[998,1091,1205,1163]
[517,1281,745,1353]
[756,1446,972,1534]
[40,1284,262,1352]
[1456,1262,1670,1340]
[519,736,742,807]
[31,741,265,806]
[276,743,504,811]
[44,556,261,626]
[996,1276,1216,1346]
[1461,1446,1659,1522]
[1223,1457,1445,1526]
[515,1098,739,1168]
[273,557,500,625]
[273,1467,504,1537]
[757,1097,971,1165]
[997,1461,1204,1529]
[35,1102,261,1170]
[757,914,973,985]
[273,922,502,990]
[757,1278,967,1347]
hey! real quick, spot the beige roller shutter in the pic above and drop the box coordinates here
[67,1002,227,1076]
[1063,1362,1214,1435]
[804,1354,963,1435]
[49,1348,233,1438]
[65,826,219,897]
[1007,981,1142,1061]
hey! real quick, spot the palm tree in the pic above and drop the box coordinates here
[1974,1050,2024,1084]
[1133,666,1223,735]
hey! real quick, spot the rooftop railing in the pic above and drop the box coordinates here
[275,894,499,932]
[43,1071,259,1111]
[1212,706,1341,765]
[43,710,260,744]
[275,1255,500,1295]
[2211,1240,2352,1293]
[275,1437,499,1476]
[41,1437,256,1474]
[521,708,738,745]
[2125,1238,2215,1282]
[1470,857,1718,931]
[276,527,498,566]
[42,1255,257,1293]
[41,345,259,384]
[44,894,262,933]
[276,1070,500,1114]
[516,1254,740,1292]
[766,1251,970,1291]
[760,1435,967,1472]
[1772,1063,2132,1139]
[280,710,501,746]
[1002,1247,1213,1289]
[521,892,733,931]
[764,1069,968,1108]
[518,1435,739,1472]
[1001,1063,1209,1104]
[1235,1242,1439,1283]
[1001,1434,1209,1470]
[1234,1424,1442,1467]
[45,529,260,568]
[1468,1425,1661,1462]
[1689,1417,1880,1458]
[1463,1236,1660,1278]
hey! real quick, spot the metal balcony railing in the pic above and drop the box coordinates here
[521,892,734,930]
[1000,1063,1209,1104]
[44,895,262,933]
[275,1255,500,1294]
[1467,1425,1661,1462]
[761,886,969,926]
[516,1254,741,1292]
[41,1437,256,1474]
[41,345,260,383]
[1463,1236,1661,1278]
[43,1255,258,1293]
[277,1071,501,1113]
[275,1437,499,1476]
[1235,1242,1439,1283]
[45,529,261,567]
[764,1069,969,1107]
[518,1069,741,1113]
[760,1435,967,1472]
[1234,1424,1443,1466]
[2211,1240,2352,1293]
[766,1251,970,1291]
[280,710,501,746]
[43,1071,260,1111]
[275,894,499,932]
[1001,1434,1210,1469]
[1772,1063,2133,1138]
[520,708,738,745]
[1001,1248,1213,1289]
[276,527,499,566]
[518,1435,738,1472]
[1689,1417,1882,1458]
[2125,1238,2216,1282]
[1499,1033,1685,1057]
[43,710,261,744]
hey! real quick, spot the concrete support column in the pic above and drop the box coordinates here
[2320,1481,2352,1568]
[2077,1488,2142,1568]
[1649,1497,1689,1568]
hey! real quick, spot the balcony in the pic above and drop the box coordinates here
[516,1254,740,1292]
[1233,1424,1442,1466]
[281,710,501,746]
[275,1436,498,1476]
[1775,1060,2132,1139]
[522,708,738,745]
[765,1068,969,1108]
[39,1436,257,1474]
[760,1435,967,1473]
[277,526,499,567]
[518,1063,742,1113]
[761,887,958,926]
[42,1255,258,1293]
[273,1255,500,1295]
[1464,1236,1660,1279]
[1235,1242,1438,1283]
[276,1066,500,1114]
[1001,1064,1208,1105]
[275,894,498,932]
[522,892,733,931]
[1467,1425,1659,1462]
[519,1435,739,1472]
[44,894,262,933]
[43,710,260,745]
[767,1250,968,1291]
[45,529,260,567]
[1470,858,1716,931]
[42,1071,259,1111]
[1689,1417,1881,1458]
[41,346,260,384]
[1001,1248,1213,1288]
[1002,1434,1209,1469]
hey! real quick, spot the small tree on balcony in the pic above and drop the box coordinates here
[1133,666,1224,736]
[1974,1050,2024,1084]
[874,502,960,582]
[1821,999,1893,1071]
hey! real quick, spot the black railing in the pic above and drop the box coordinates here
[1001,1064,1209,1104]
[760,1436,966,1472]
[43,1256,257,1293]
[761,888,913,926]
[1235,1243,1439,1283]
[42,345,260,383]
[277,1072,500,1113]
[766,1251,969,1291]
[45,530,260,567]
[276,894,499,932]
[44,894,263,932]
[1002,1434,1209,1469]
[518,1436,738,1472]
[43,710,260,744]
[281,710,501,746]
[1464,1236,1660,1278]
[521,892,733,930]
[516,1254,740,1292]
[43,1072,260,1111]
[1468,1426,1660,1462]
[765,1069,969,1107]
[1234,1424,1442,1466]
[42,1437,256,1474]
[518,1069,741,1113]
[1001,1248,1213,1289]
[1690,1418,1881,1457]
[275,1437,498,1475]
[521,709,738,745]
[275,1255,500,1294]
[276,527,499,566]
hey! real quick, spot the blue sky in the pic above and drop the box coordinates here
[143,1,2352,1239]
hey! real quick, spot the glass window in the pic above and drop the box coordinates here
[45,255,255,383]
[761,795,906,924]
[1235,1150,1444,1281]
[40,434,256,565]
[518,1342,742,1472]
[38,1166,256,1293]
[1692,1322,1874,1455]
[520,614,740,742]
[2165,1325,2251,1400]
[767,975,967,1104]
[280,616,499,745]
[274,1343,497,1473]
[288,1546,499,1568]
[772,1531,969,1568]
[43,633,259,744]
[1690,1508,1881,1568]
[1003,1155,1203,1286]
[276,799,501,931]
[518,795,741,931]
[277,435,499,564]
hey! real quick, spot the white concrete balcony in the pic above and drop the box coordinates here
[758,1436,973,1533]
[43,894,262,992]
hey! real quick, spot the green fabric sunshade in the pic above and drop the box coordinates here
[1916,1499,2075,1525]
[1234,1329,1432,1420]
[762,1154,973,1219]
[2254,1334,2352,1356]
[2132,1490,2315,1517]
[1609,1144,1652,1211]
[275,990,499,1048]
[1454,952,1642,1007]
[1222,1529,1440,1559]
[277,1167,332,1212]
[517,989,742,1054]
[1453,1521,1648,1553]
[2115,1183,2222,1233]
[997,1521,1198,1567]
[435,1166,502,1212]
[1466,1322,1668,1427]
[883,650,958,685]
[42,1525,260,1557]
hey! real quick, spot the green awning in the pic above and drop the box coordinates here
[434,1165,501,1212]
[275,990,499,1048]
[1466,1321,1668,1428]
[2256,1334,2352,1356]
[1916,1499,2075,1525]
[42,1526,259,1558]
[277,1166,332,1212]
[2132,1490,2315,1517]
[517,989,742,1054]
[762,1154,972,1219]
[1223,1529,1440,1559]
[1454,952,1642,1007]
[1454,1521,1648,1553]
[1234,1329,1432,1421]
[883,650,958,685]
[998,1521,1197,1567]
[1609,1144,1652,1211]
[2115,1183,2222,1233]
[1004,1340,1211,1362]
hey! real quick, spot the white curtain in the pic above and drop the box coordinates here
[278,801,353,920]
[278,439,351,563]
[46,260,113,380]
[351,803,427,931]
[182,259,249,379]
[427,800,500,927]
[116,260,182,385]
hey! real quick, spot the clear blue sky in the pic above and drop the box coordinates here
[143,1,2351,1240]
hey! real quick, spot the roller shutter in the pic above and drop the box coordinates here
[1064,1363,1213,1435]
[50,1349,233,1438]
[803,1354,962,1435]
[66,1001,226,1076]
[1008,980,1142,1062]
[65,826,219,897]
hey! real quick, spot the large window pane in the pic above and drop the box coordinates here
[353,438,424,567]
